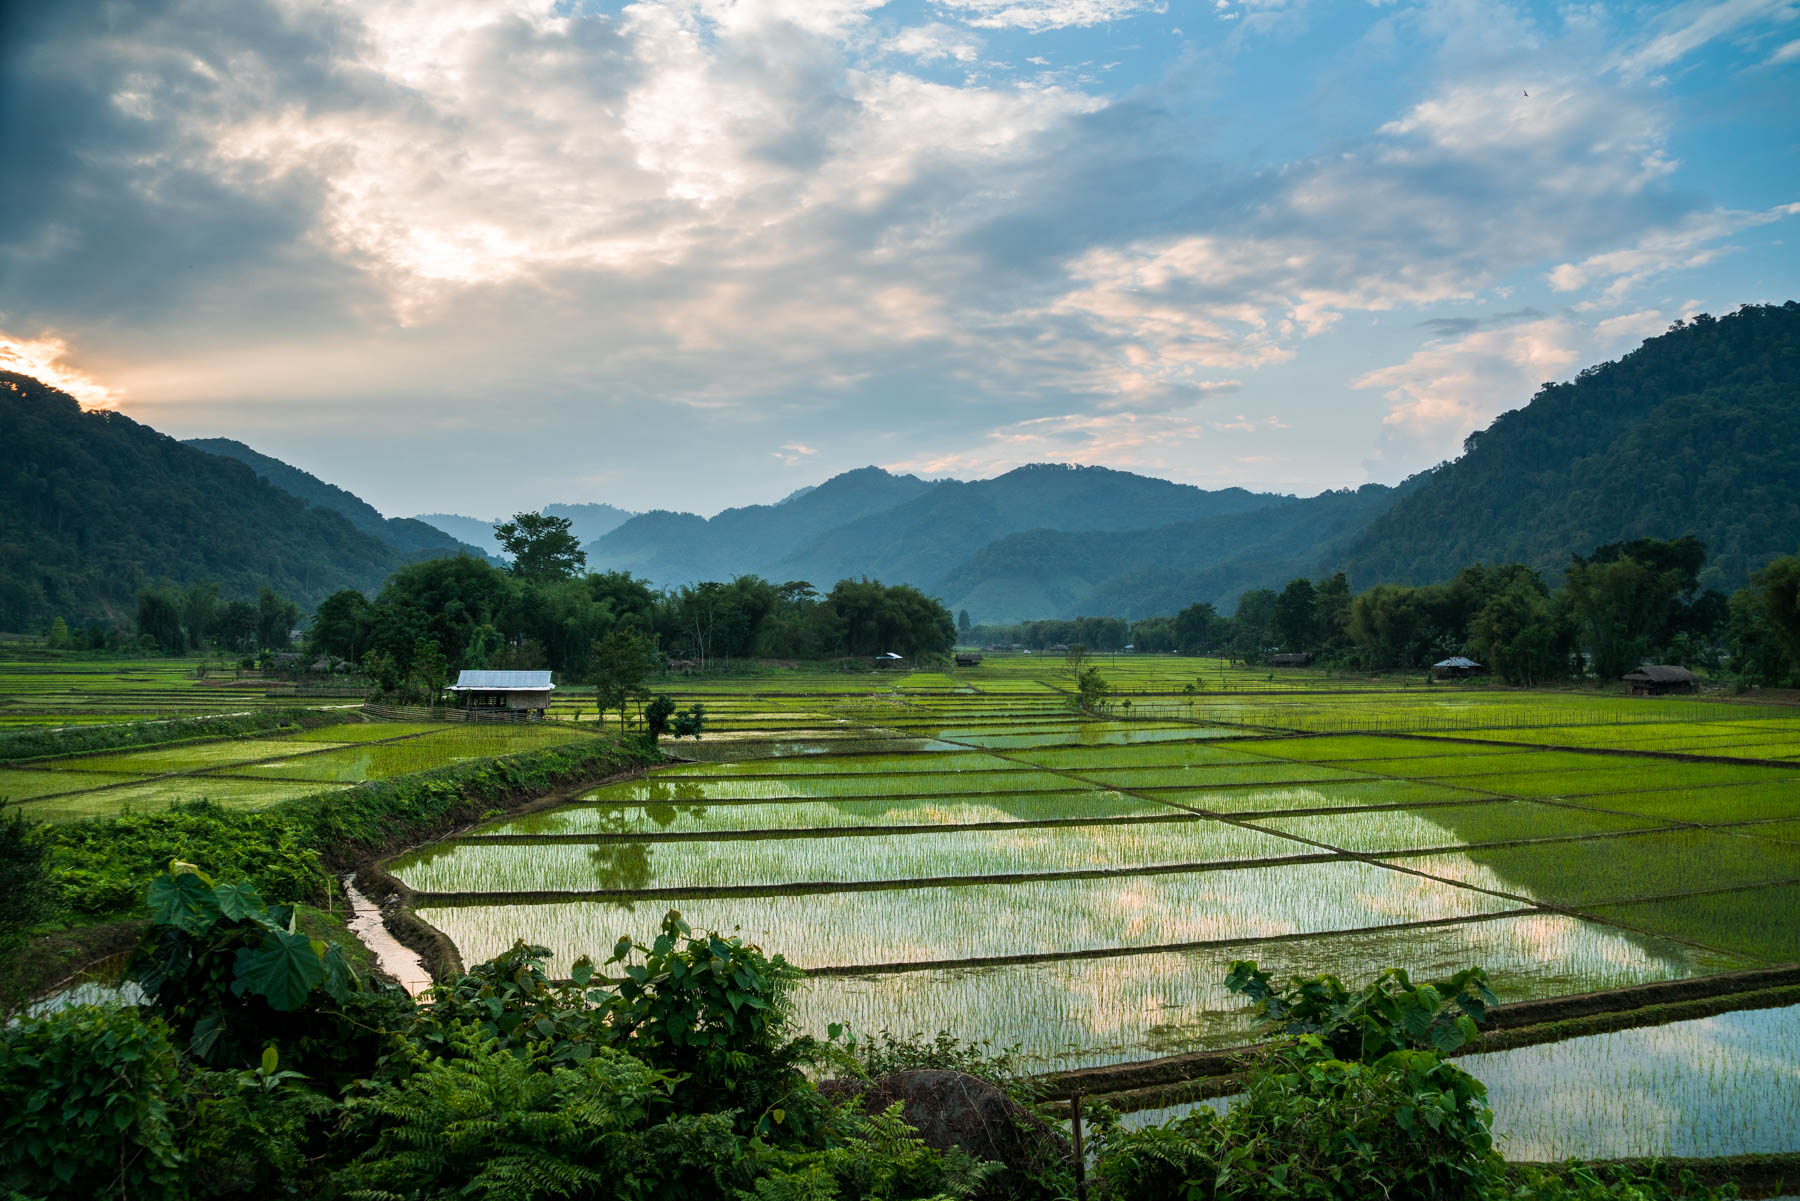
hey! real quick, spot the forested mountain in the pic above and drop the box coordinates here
[580,463,1369,622]
[941,484,1405,621]
[1339,303,1800,592]
[0,373,410,628]
[585,466,937,582]
[185,438,490,561]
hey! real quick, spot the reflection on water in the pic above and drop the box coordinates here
[1468,1003,1800,1159]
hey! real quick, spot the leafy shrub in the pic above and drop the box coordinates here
[128,863,389,1071]
[182,1054,337,1199]
[0,803,57,946]
[601,910,824,1139]
[337,1025,676,1201]
[50,800,332,918]
[1225,960,1497,1060]
[1096,1034,1495,1200]
[0,1004,185,1199]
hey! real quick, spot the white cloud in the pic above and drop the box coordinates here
[1547,202,1800,299]
[1615,0,1797,79]
[932,0,1164,32]
[884,22,983,64]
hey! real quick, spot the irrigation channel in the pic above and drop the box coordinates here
[373,659,1800,1173]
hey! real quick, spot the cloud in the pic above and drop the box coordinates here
[884,22,983,64]
[1547,202,1800,300]
[772,441,820,466]
[1415,308,1547,339]
[0,328,120,409]
[932,0,1165,33]
[1615,0,1796,79]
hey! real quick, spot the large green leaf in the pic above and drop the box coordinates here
[212,881,268,924]
[147,870,221,935]
[232,930,328,1011]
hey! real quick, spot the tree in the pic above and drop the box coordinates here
[408,636,450,705]
[45,617,72,650]
[1273,578,1317,652]
[591,627,655,730]
[1064,643,1088,679]
[643,694,676,740]
[1075,665,1110,711]
[308,590,373,662]
[957,609,972,635]
[495,512,586,580]
[1562,540,1699,680]
[1173,602,1220,654]
[136,588,184,654]
[1753,549,1800,665]
[1231,589,1278,662]
[1468,578,1567,685]
[256,588,300,650]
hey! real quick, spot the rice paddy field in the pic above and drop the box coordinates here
[385,654,1800,1160]
[11,644,1800,1162]
[0,717,594,821]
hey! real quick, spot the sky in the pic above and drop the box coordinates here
[2,0,1797,520]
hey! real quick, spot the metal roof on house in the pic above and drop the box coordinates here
[876,652,905,660]
[448,670,556,691]
[1433,657,1483,670]
[1622,665,1697,683]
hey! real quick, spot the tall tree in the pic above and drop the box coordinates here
[494,512,587,580]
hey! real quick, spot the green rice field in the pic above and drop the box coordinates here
[389,653,1800,1161]
[9,646,1800,1160]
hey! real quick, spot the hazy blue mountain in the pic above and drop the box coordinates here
[185,438,491,561]
[542,503,636,546]
[773,464,1287,596]
[413,513,502,551]
[1336,302,1800,593]
[584,466,936,583]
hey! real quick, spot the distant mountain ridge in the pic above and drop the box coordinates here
[581,462,1349,621]
[413,503,637,557]
[184,438,492,562]
[7,301,1794,632]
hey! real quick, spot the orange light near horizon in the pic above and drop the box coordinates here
[0,330,120,410]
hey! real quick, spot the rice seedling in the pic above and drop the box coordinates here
[1160,779,1488,814]
[390,817,1315,893]
[789,913,1745,1072]
[1248,801,1666,854]
[42,737,348,774]
[580,769,1084,800]
[1466,1003,1800,1160]
[1074,763,1376,791]
[1391,828,1800,909]
[1590,883,1800,964]
[474,790,1175,836]
[413,858,1522,974]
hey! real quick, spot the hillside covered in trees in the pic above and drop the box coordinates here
[1340,302,1800,592]
[185,438,491,561]
[0,373,421,629]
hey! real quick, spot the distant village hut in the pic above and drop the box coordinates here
[1432,656,1484,680]
[874,652,906,670]
[1269,653,1314,668]
[1623,665,1697,696]
[954,653,983,667]
[447,669,555,717]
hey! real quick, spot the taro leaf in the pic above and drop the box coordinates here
[148,869,223,935]
[190,1013,228,1065]
[319,944,354,1005]
[213,881,267,924]
[233,929,329,1011]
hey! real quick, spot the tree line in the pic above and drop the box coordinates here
[972,536,1800,686]
[295,513,954,702]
